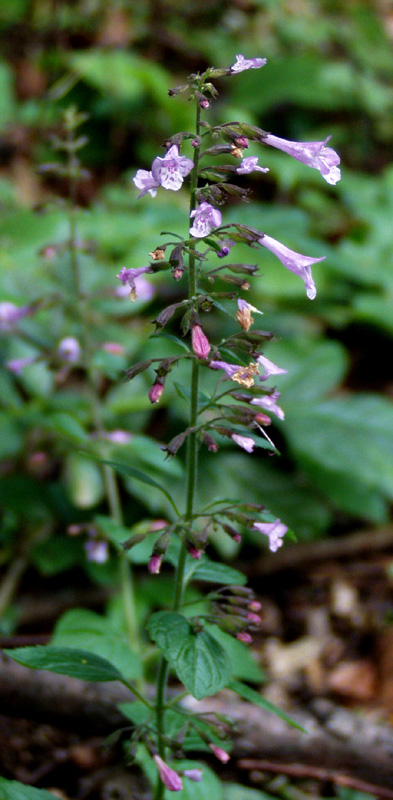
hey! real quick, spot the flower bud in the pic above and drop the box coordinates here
[248,600,262,612]
[208,744,230,763]
[254,413,271,426]
[236,632,252,644]
[187,545,202,560]
[191,324,211,359]
[148,554,162,574]
[247,612,261,625]
[172,267,184,280]
[153,755,183,791]
[235,136,249,149]
[149,381,164,404]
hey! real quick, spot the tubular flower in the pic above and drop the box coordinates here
[253,518,288,553]
[236,157,269,175]
[256,354,287,379]
[231,434,255,453]
[263,133,341,185]
[153,756,183,792]
[250,389,284,420]
[190,202,222,238]
[191,324,211,359]
[151,144,193,191]
[210,359,259,388]
[230,54,267,73]
[259,234,324,300]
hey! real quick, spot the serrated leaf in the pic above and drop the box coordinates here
[147,612,231,699]
[228,680,306,731]
[0,778,58,800]
[5,646,124,683]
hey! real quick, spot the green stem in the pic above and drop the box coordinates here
[154,104,202,800]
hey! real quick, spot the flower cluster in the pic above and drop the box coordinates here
[133,144,193,198]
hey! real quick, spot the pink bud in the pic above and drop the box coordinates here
[148,554,162,574]
[191,324,211,359]
[232,533,242,543]
[102,342,125,355]
[188,546,202,560]
[208,744,231,763]
[153,755,183,792]
[254,412,271,426]
[199,99,210,109]
[173,267,184,280]
[247,612,261,625]
[149,381,164,403]
[236,632,252,644]
[235,136,249,149]
[248,600,262,612]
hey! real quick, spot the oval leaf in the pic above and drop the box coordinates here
[5,646,124,682]
[147,612,231,699]
[0,778,58,800]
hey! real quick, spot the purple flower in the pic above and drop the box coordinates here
[263,133,341,185]
[191,324,211,359]
[133,169,159,198]
[190,202,222,238]
[217,239,235,258]
[104,430,132,444]
[5,357,36,375]
[116,266,153,298]
[253,518,288,552]
[209,359,259,388]
[230,54,267,74]
[256,354,287,380]
[259,234,324,300]
[153,755,183,792]
[84,539,109,563]
[183,769,203,782]
[0,301,31,332]
[231,434,255,453]
[236,157,269,175]
[58,336,81,363]
[151,145,193,191]
[250,389,285,420]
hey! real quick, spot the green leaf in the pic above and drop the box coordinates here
[0,778,58,800]
[49,412,89,443]
[147,612,231,699]
[5,646,124,683]
[211,628,265,683]
[52,609,142,680]
[224,784,276,800]
[86,456,180,515]
[185,557,247,587]
[228,680,306,731]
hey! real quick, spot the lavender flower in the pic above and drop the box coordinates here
[263,133,341,185]
[0,302,31,331]
[250,389,285,420]
[259,234,325,299]
[256,354,287,379]
[191,324,211,359]
[5,357,36,375]
[183,769,203,782]
[84,539,109,563]
[231,434,255,453]
[210,359,259,388]
[230,54,267,74]
[151,145,193,191]
[104,430,132,444]
[117,266,153,298]
[190,202,222,238]
[153,755,183,792]
[253,518,288,552]
[58,336,81,363]
[236,157,269,175]
[133,170,159,198]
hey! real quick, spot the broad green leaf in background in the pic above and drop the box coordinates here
[224,785,277,800]
[147,612,231,699]
[52,609,142,680]
[90,457,180,516]
[0,778,58,800]
[5,646,124,683]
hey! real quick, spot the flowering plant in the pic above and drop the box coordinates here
[4,54,340,799]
